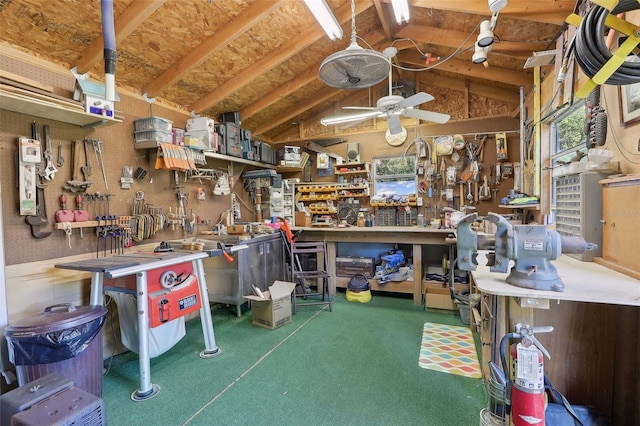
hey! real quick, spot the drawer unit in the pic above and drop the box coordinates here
[553,171,610,261]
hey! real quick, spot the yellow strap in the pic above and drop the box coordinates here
[565,13,583,27]
[604,12,639,35]
[574,12,640,98]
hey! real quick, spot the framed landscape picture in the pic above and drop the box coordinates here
[619,81,640,126]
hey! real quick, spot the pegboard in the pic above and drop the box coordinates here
[1,58,235,266]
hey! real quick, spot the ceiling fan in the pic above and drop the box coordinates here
[320,47,451,135]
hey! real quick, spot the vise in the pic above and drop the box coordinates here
[456,212,595,292]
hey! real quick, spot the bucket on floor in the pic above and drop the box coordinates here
[453,290,471,325]
[4,304,107,397]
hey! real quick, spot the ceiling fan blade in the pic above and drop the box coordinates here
[387,115,403,135]
[403,108,451,124]
[398,92,434,108]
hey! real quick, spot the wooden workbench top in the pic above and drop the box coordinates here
[472,253,640,306]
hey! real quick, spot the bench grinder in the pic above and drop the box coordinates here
[456,212,595,292]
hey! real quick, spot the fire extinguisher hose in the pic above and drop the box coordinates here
[499,332,520,415]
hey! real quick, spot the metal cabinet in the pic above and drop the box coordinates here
[203,234,285,317]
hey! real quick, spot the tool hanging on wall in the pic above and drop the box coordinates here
[585,86,607,148]
[64,140,92,193]
[56,141,64,168]
[479,175,491,201]
[82,138,92,181]
[54,194,74,223]
[92,138,108,189]
[24,122,52,239]
[40,124,57,181]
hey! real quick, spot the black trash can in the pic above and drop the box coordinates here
[4,304,107,397]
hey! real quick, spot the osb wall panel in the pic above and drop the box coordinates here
[1,56,240,266]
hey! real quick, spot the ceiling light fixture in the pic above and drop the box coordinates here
[390,0,410,24]
[304,0,343,41]
[477,20,494,47]
[488,0,508,13]
[321,111,382,126]
[472,43,489,64]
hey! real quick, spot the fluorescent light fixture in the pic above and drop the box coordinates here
[321,111,381,126]
[477,20,494,47]
[488,0,508,13]
[391,0,410,24]
[304,0,343,41]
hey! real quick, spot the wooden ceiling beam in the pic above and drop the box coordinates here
[397,51,532,91]
[189,1,374,114]
[372,0,393,40]
[143,1,280,98]
[399,0,575,25]
[419,73,521,104]
[395,24,547,60]
[240,31,387,121]
[74,0,166,74]
[252,88,341,136]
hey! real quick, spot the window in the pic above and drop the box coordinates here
[372,156,417,197]
[551,102,587,165]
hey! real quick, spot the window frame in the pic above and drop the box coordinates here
[371,155,417,197]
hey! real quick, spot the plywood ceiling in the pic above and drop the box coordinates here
[0,0,573,142]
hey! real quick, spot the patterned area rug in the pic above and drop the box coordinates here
[418,322,482,378]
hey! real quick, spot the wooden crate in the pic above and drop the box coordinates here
[594,174,640,279]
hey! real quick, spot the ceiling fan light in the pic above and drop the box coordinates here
[472,43,488,64]
[391,0,410,24]
[488,0,508,13]
[477,20,494,47]
[303,0,343,41]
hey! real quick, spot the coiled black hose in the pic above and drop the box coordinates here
[573,0,640,85]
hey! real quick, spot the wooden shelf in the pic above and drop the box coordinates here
[54,220,100,229]
[204,151,275,169]
[498,203,540,210]
[335,276,414,294]
[0,89,122,128]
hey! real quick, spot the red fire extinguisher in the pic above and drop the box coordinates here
[500,323,553,425]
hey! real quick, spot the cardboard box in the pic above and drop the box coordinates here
[423,283,456,311]
[295,211,311,227]
[244,281,296,330]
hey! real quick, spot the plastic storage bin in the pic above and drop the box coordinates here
[134,129,173,149]
[4,304,107,397]
[133,116,173,132]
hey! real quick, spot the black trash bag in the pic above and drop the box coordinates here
[5,304,106,365]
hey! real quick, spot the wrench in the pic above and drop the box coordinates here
[56,142,64,167]
[467,181,473,203]
[42,125,57,180]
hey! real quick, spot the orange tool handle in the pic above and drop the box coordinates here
[222,250,234,263]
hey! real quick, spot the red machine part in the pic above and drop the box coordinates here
[509,340,546,425]
[106,262,202,328]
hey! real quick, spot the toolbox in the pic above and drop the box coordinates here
[336,256,376,278]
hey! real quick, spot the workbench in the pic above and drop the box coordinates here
[293,226,454,304]
[471,254,640,423]
[55,250,220,401]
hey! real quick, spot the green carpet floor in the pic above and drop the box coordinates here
[102,292,487,425]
